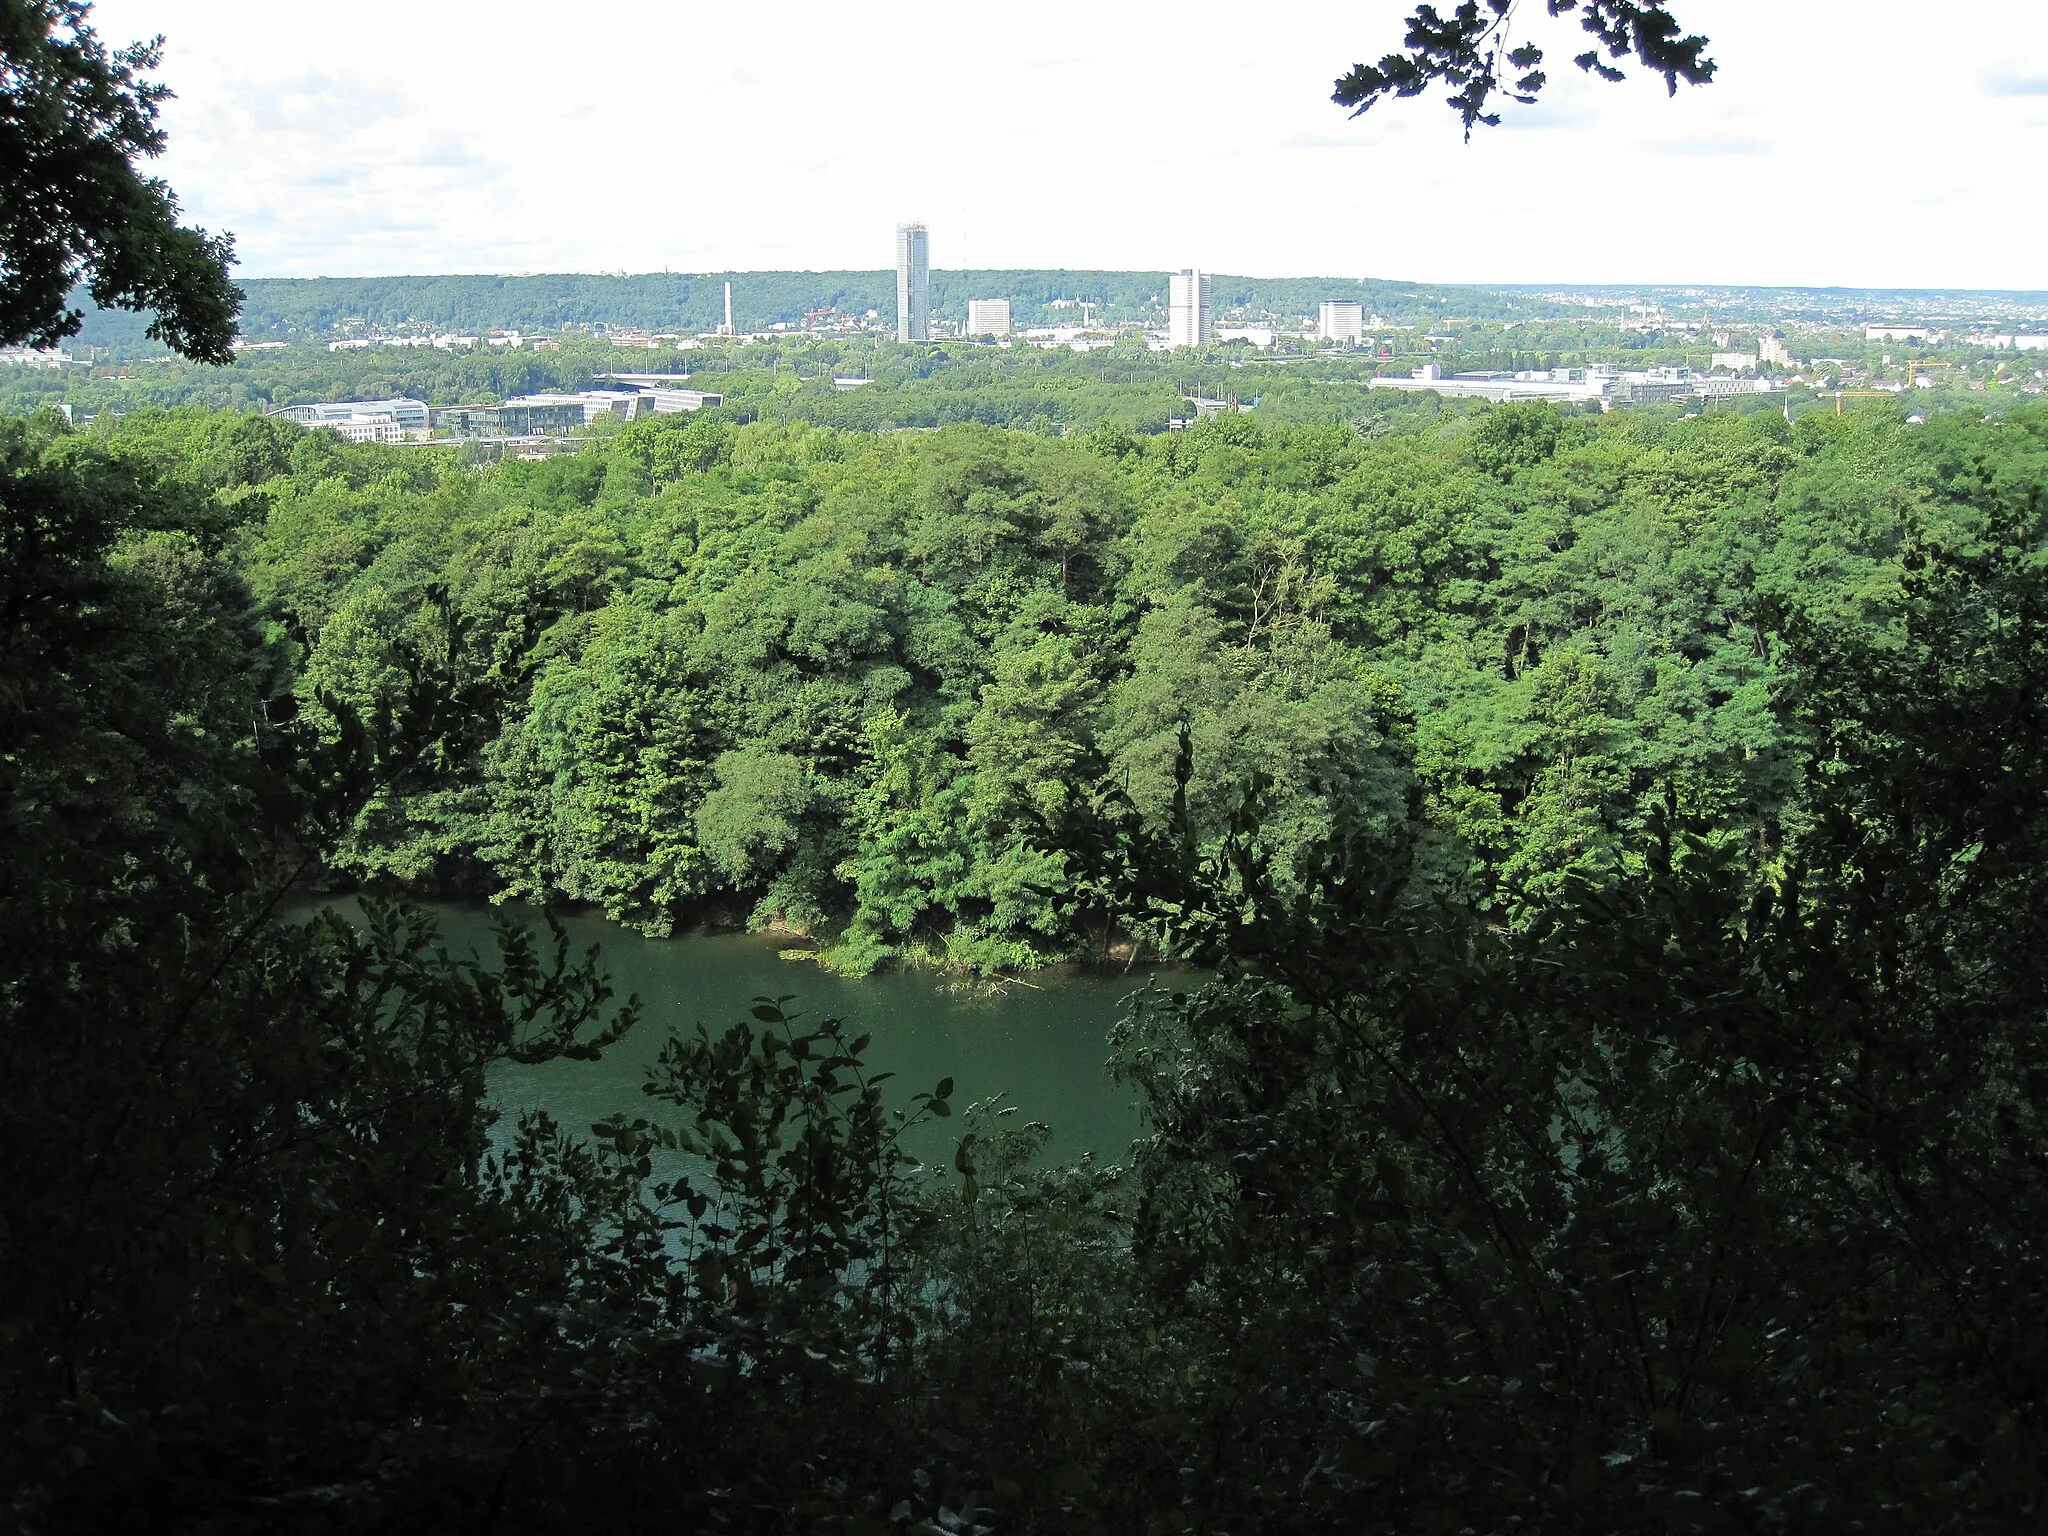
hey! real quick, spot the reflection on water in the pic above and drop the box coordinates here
[368,902,1162,1164]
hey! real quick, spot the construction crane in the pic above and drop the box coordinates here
[1904,358,1954,388]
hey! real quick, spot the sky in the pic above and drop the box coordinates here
[88,0,2048,290]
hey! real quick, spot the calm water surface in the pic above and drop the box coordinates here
[410,904,1157,1163]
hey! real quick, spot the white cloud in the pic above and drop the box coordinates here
[1984,71,2048,96]
[86,0,2048,288]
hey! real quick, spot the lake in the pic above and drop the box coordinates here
[407,903,1159,1164]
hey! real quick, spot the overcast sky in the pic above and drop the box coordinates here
[88,0,2048,289]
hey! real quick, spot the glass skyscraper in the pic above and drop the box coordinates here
[896,223,929,343]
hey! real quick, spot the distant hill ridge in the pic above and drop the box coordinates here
[65,272,2048,349]
[70,271,1506,346]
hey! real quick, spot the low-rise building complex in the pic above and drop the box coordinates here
[267,397,430,438]
[1361,364,1782,408]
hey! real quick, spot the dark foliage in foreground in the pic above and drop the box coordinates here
[0,0,241,361]
[5,405,2048,1531]
[1335,0,1715,133]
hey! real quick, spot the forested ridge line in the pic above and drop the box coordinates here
[60,271,1513,346]
[68,395,2019,973]
[61,272,2048,351]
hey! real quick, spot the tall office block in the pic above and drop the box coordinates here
[1318,299,1364,343]
[1168,268,1211,349]
[966,298,1012,337]
[896,223,930,342]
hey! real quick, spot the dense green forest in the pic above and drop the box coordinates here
[81,398,1932,973]
[12,386,2048,1529]
[15,0,2048,1524]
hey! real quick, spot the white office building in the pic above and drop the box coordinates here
[966,298,1012,337]
[1168,269,1211,349]
[1358,363,1781,408]
[896,223,930,342]
[320,416,405,444]
[503,390,653,425]
[0,346,74,368]
[269,396,430,433]
[591,373,729,413]
[646,388,724,413]
[1318,300,1365,344]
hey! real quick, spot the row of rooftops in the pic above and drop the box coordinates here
[263,383,724,440]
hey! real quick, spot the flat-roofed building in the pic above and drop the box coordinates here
[0,345,75,368]
[322,417,404,444]
[435,402,586,438]
[647,388,723,413]
[966,299,1012,337]
[269,396,429,433]
[503,390,652,425]
[1318,300,1364,343]
[592,375,724,412]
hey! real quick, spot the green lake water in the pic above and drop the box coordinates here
[406,904,1158,1164]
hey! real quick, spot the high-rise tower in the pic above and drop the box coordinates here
[896,223,930,343]
[1317,299,1363,344]
[966,298,1012,337]
[719,281,735,336]
[1169,268,1211,349]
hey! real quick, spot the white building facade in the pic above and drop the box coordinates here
[1318,300,1365,343]
[966,298,1012,337]
[290,416,402,444]
[504,390,653,425]
[1168,268,1211,349]
[270,397,430,433]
